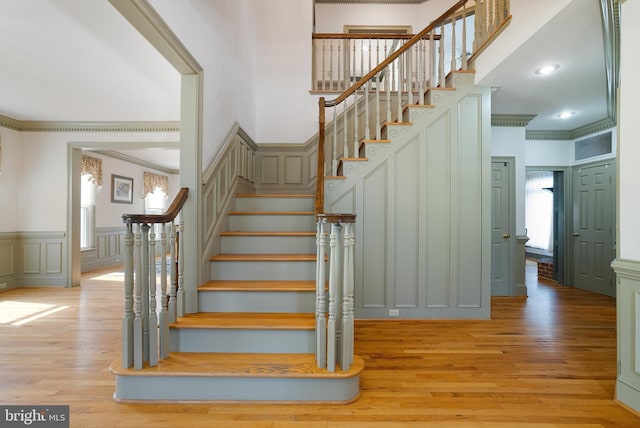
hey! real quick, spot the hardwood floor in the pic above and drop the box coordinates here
[1,262,639,427]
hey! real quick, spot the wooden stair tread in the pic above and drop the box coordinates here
[220,231,315,237]
[404,104,434,109]
[199,280,316,292]
[209,253,316,261]
[171,312,315,329]
[229,211,314,215]
[360,139,391,144]
[340,157,368,162]
[382,121,412,126]
[111,352,364,379]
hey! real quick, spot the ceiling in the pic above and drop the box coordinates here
[0,0,611,170]
[478,0,611,134]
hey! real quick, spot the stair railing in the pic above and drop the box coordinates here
[316,213,356,372]
[315,0,511,214]
[121,187,189,370]
[313,0,510,372]
[312,33,419,93]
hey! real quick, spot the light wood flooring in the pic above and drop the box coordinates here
[1,261,639,427]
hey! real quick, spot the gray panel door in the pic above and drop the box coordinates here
[491,160,511,296]
[572,162,615,297]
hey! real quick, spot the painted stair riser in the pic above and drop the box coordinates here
[221,235,315,254]
[235,197,314,212]
[211,260,316,281]
[169,328,314,353]
[114,375,360,402]
[198,290,317,313]
[229,214,316,232]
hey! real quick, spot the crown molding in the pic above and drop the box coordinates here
[571,118,616,140]
[90,149,179,175]
[0,115,21,131]
[525,118,616,141]
[491,114,537,127]
[525,130,574,141]
[0,114,179,133]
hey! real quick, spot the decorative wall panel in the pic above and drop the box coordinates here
[0,242,14,277]
[23,242,41,274]
[45,242,63,274]
[260,156,279,185]
[325,83,490,319]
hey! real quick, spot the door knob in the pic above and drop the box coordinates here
[572,233,580,237]
[502,233,510,239]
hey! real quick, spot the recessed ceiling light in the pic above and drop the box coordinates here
[534,64,559,75]
[557,111,575,119]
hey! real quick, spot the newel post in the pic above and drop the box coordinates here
[315,213,356,372]
[122,221,134,368]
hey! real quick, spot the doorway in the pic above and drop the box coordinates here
[491,158,515,296]
[525,168,567,285]
[67,141,180,287]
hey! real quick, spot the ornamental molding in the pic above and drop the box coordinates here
[525,119,615,141]
[491,114,537,127]
[0,114,179,133]
[612,259,640,282]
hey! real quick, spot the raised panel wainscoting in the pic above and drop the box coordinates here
[80,227,126,273]
[612,258,640,412]
[0,232,67,289]
[325,73,492,319]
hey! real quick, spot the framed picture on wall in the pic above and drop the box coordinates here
[111,174,134,204]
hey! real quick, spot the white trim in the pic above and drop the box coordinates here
[108,0,202,74]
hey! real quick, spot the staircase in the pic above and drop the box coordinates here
[111,0,511,403]
[112,194,364,402]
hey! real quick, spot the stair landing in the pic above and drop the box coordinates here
[111,353,364,403]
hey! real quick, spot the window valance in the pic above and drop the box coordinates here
[81,154,103,186]
[143,171,169,198]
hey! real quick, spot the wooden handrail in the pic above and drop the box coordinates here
[122,187,189,224]
[324,0,468,108]
[316,213,356,224]
[312,33,442,40]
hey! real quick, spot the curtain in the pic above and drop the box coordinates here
[143,172,169,198]
[525,171,554,251]
[80,154,103,186]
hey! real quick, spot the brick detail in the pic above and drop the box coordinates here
[537,257,554,280]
